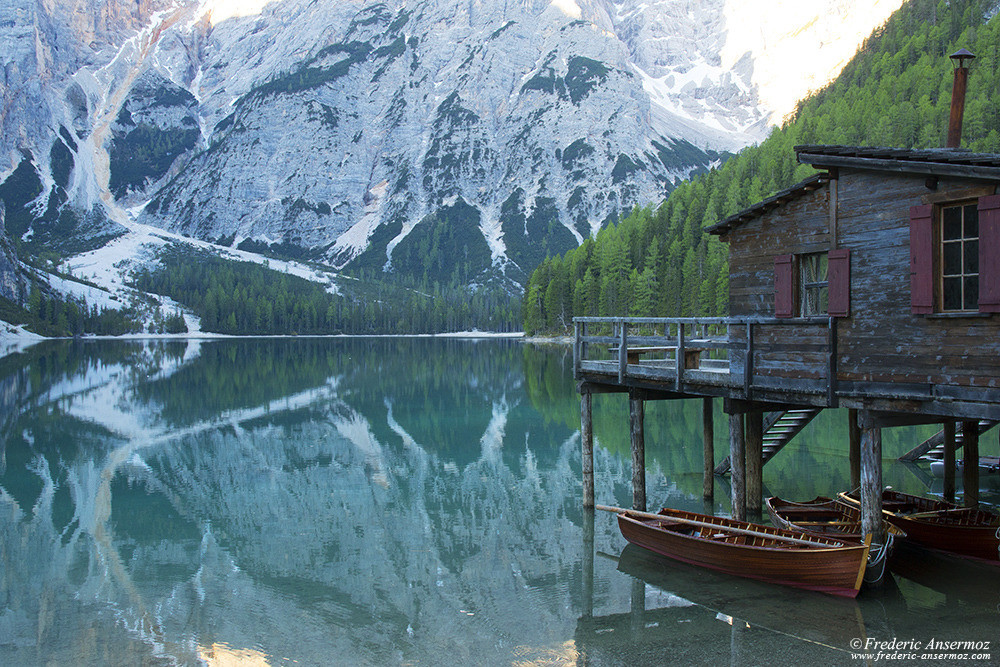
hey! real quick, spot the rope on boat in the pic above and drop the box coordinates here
[864,533,894,585]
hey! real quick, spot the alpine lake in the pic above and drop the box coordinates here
[1,337,998,666]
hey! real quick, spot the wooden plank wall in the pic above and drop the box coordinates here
[725,185,831,319]
[836,171,1000,390]
[724,168,1000,397]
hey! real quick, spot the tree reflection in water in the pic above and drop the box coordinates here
[0,338,997,665]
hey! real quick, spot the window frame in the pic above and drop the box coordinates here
[936,200,980,313]
[798,252,829,317]
[774,250,849,318]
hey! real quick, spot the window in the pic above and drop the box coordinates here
[799,253,828,315]
[910,196,999,315]
[774,250,849,318]
[939,203,979,311]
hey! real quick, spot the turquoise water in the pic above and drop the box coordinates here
[0,338,997,665]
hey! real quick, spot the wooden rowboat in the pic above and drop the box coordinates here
[765,496,903,585]
[598,504,871,598]
[837,489,1000,563]
[766,496,904,541]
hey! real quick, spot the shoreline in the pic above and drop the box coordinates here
[2,327,578,361]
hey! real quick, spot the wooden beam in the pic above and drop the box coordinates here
[577,382,629,395]
[582,391,594,509]
[829,172,838,248]
[630,393,646,511]
[703,398,714,500]
[848,408,861,490]
[943,421,956,503]
[729,413,746,521]
[859,413,885,545]
[962,420,979,509]
[745,411,763,513]
[797,152,1000,180]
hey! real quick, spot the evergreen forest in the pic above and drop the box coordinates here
[523,0,1000,334]
[132,246,521,335]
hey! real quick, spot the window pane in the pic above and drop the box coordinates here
[943,206,962,240]
[964,205,979,238]
[942,242,961,275]
[802,286,828,315]
[800,253,827,283]
[964,276,979,311]
[943,277,962,310]
[964,239,979,274]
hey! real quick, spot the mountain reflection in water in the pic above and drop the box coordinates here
[0,338,997,666]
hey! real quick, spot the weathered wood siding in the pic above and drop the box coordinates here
[724,167,1000,401]
[725,185,831,319]
[836,170,1000,391]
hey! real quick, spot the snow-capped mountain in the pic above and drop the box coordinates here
[0,0,903,290]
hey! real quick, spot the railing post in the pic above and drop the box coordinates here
[574,321,581,378]
[618,319,627,384]
[743,322,754,398]
[676,321,685,389]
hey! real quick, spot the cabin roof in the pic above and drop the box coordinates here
[708,144,1000,236]
[795,144,1000,178]
[706,173,829,236]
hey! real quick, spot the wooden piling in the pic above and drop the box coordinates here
[745,411,763,513]
[703,398,714,499]
[859,413,885,545]
[729,413,746,521]
[582,390,594,508]
[943,421,956,503]
[848,408,861,489]
[629,392,646,512]
[582,509,595,618]
[962,420,979,508]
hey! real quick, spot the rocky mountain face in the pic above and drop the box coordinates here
[0,204,27,304]
[0,0,875,290]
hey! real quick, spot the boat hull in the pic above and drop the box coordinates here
[838,490,999,563]
[766,496,903,585]
[616,508,869,598]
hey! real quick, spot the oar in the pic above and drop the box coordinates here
[906,507,984,519]
[595,504,844,548]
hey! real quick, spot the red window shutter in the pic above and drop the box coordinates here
[828,249,850,317]
[774,254,794,318]
[909,205,934,314]
[978,195,1000,313]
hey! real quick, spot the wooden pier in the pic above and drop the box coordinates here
[577,142,1000,541]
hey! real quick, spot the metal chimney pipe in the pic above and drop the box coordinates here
[946,49,975,148]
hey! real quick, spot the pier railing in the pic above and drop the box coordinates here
[573,316,838,403]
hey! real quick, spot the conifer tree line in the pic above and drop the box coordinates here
[0,281,181,337]
[524,0,1000,334]
[133,246,521,335]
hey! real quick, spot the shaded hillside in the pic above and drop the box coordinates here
[524,0,1000,333]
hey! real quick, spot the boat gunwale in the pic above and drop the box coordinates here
[620,508,861,552]
[766,495,906,538]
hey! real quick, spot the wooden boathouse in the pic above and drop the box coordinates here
[575,143,1000,542]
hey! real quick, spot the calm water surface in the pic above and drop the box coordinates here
[1,338,997,666]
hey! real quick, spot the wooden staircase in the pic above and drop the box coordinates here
[715,408,822,475]
[898,419,998,462]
